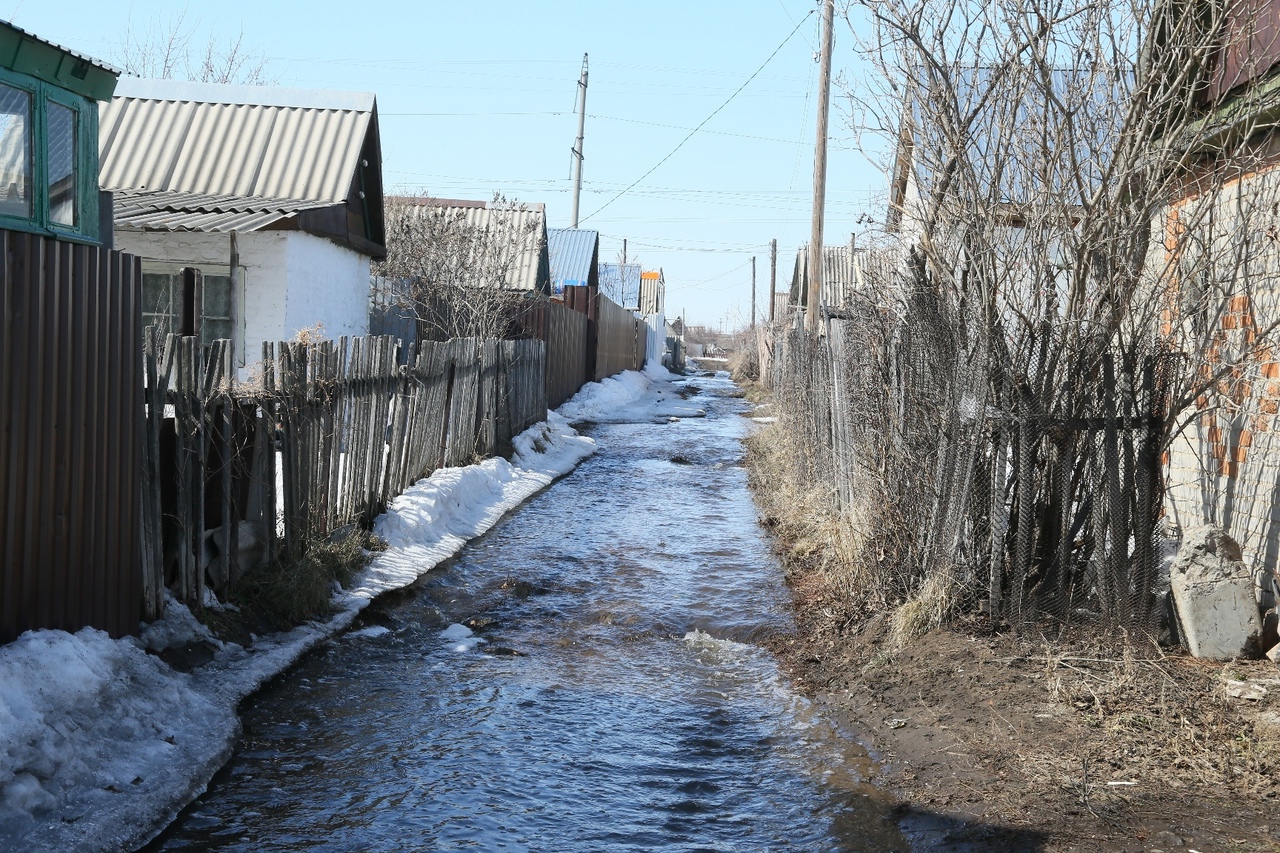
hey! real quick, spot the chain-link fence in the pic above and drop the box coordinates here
[770,262,1172,633]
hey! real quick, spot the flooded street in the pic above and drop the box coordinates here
[147,372,907,852]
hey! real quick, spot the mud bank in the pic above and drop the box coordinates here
[767,566,1280,852]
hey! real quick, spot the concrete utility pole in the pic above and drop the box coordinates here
[751,256,757,328]
[570,53,589,228]
[769,238,777,324]
[806,0,835,334]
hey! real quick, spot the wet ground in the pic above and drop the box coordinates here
[145,372,908,852]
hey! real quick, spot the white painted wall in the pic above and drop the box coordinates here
[115,228,371,368]
[283,232,370,343]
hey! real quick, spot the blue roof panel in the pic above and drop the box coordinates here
[548,227,598,294]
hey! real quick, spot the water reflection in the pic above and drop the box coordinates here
[148,372,907,852]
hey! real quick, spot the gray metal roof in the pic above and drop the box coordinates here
[112,189,327,233]
[598,262,642,309]
[387,197,549,292]
[547,228,598,293]
[790,244,860,309]
[99,77,376,206]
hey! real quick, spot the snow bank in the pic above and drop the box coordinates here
[559,362,704,424]
[0,364,673,853]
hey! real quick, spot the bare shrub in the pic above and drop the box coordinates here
[373,193,544,342]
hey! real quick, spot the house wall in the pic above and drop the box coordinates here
[283,231,370,342]
[1161,157,1280,577]
[113,229,371,368]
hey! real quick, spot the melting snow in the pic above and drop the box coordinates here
[0,364,679,852]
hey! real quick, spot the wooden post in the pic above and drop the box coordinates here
[751,256,757,329]
[806,0,835,334]
[769,238,777,324]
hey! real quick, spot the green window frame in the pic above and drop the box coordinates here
[0,65,99,242]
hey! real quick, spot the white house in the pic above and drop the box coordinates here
[98,78,386,367]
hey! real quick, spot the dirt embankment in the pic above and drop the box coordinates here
[767,559,1280,852]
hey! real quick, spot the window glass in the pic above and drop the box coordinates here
[201,275,234,345]
[0,84,30,219]
[47,100,76,227]
[142,272,176,333]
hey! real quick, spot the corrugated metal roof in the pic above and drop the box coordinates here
[112,189,326,233]
[547,228,597,293]
[99,77,375,206]
[387,197,549,292]
[598,262,642,309]
[790,244,860,308]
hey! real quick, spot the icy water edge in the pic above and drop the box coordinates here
[145,371,909,852]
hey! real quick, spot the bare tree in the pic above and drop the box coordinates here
[768,0,1280,632]
[373,193,545,343]
[115,6,273,85]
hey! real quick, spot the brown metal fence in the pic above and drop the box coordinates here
[141,332,547,618]
[594,294,647,381]
[0,231,143,642]
[510,299,591,409]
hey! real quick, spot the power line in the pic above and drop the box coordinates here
[579,9,816,225]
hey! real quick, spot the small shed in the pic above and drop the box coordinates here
[598,262,641,310]
[547,227,599,294]
[99,78,386,366]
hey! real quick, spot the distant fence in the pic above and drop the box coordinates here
[594,294,647,381]
[141,332,546,615]
[0,231,142,643]
[511,299,591,409]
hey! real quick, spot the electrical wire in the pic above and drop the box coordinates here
[578,9,816,225]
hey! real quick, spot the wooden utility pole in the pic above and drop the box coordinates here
[570,54,589,228]
[806,0,835,334]
[750,256,757,328]
[769,238,777,324]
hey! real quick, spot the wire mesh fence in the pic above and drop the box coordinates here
[770,267,1173,633]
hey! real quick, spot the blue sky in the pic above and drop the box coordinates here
[14,1,888,328]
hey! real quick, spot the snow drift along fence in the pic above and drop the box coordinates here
[0,231,143,644]
[141,332,547,619]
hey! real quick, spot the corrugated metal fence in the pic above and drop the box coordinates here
[594,294,647,381]
[1,230,143,642]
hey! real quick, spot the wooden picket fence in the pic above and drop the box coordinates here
[141,331,546,618]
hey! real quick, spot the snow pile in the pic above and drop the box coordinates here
[0,364,675,853]
[559,362,703,424]
[0,629,237,852]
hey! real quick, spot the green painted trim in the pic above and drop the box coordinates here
[1181,71,1280,154]
[0,22,116,102]
[0,65,101,242]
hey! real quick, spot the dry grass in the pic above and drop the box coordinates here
[232,528,385,628]
[746,421,895,624]
[1017,637,1280,810]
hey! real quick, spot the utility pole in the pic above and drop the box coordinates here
[570,53,589,228]
[622,238,627,266]
[751,256,757,328]
[769,238,777,324]
[806,0,835,334]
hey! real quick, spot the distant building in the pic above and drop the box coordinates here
[547,227,599,294]
[99,78,386,366]
[598,262,641,310]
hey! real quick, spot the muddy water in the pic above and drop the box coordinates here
[148,372,907,852]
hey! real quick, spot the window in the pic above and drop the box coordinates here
[0,67,98,241]
[47,100,75,227]
[0,84,30,218]
[142,266,235,348]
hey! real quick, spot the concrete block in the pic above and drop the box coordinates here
[1170,526,1263,660]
